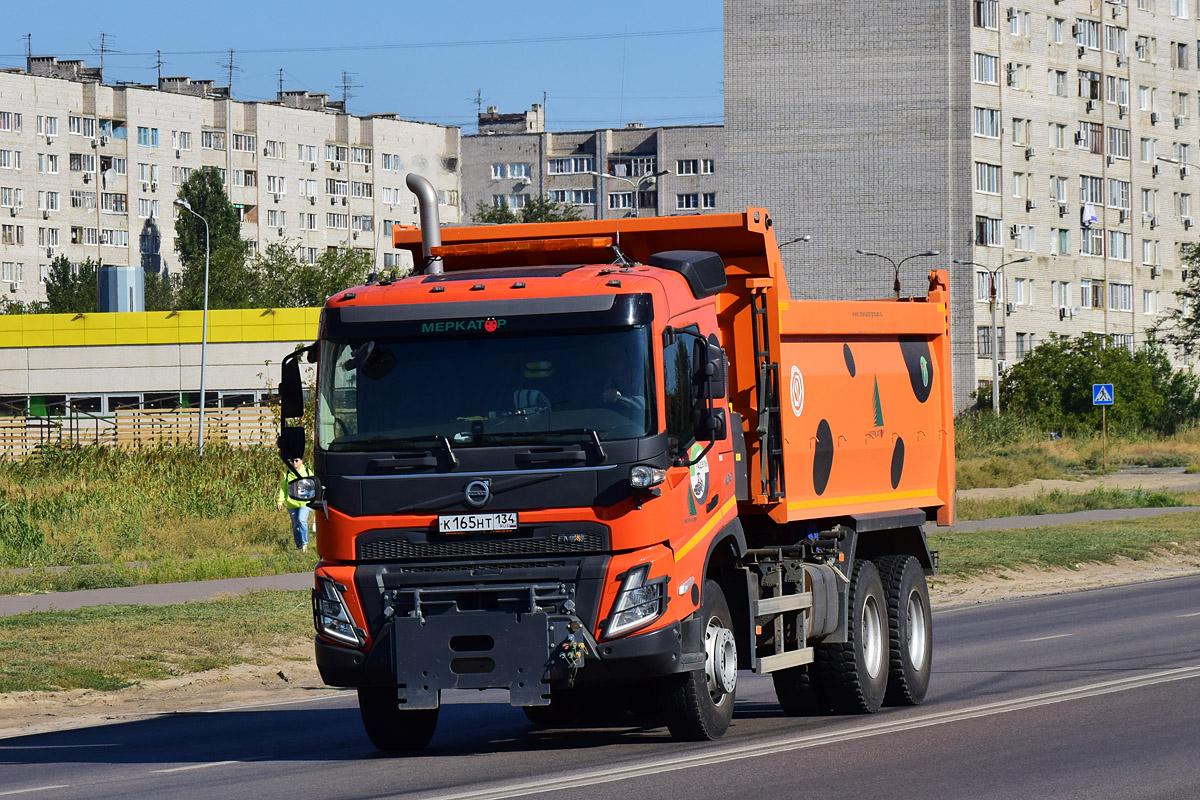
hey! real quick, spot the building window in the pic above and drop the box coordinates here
[1007,62,1032,89]
[1012,171,1031,199]
[1171,0,1190,21]
[1080,174,1104,205]
[977,326,1005,358]
[1050,176,1068,202]
[1107,127,1130,159]
[1108,230,1131,261]
[676,159,698,176]
[1140,137,1158,163]
[1144,289,1159,314]
[974,53,1000,84]
[1105,75,1129,106]
[1015,332,1031,358]
[1049,123,1067,150]
[676,193,699,210]
[1053,280,1072,308]
[1013,277,1032,305]
[201,130,225,150]
[1110,333,1135,352]
[1013,224,1035,252]
[350,147,372,165]
[974,0,998,29]
[548,189,595,205]
[1049,18,1066,45]
[1177,192,1192,218]
[1080,226,1104,256]
[1051,228,1071,256]
[608,192,633,210]
[974,162,1001,195]
[1049,69,1068,97]
[1077,121,1103,154]
[547,157,594,174]
[1076,19,1102,50]
[1079,69,1101,100]
[974,107,1001,138]
[136,127,159,147]
[325,144,348,163]
[701,159,715,175]
[702,192,717,209]
[976,216,1001,246]
[1011,117,1032,145]
[1142,238,1159,265]
[1080,278,1105,307]
[1108,179,1131,210]
[1105,24,1127,56]
[1009,9,1031,36]
[976,270,1000,302]
[231,133,257,152]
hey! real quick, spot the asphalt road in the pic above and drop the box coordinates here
[1,575,1198,800]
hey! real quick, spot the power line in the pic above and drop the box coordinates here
[0,27,719,60]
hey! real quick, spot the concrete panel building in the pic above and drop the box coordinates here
[0,57,461,306]
[464,105,723,222]
[725,0,1198,410]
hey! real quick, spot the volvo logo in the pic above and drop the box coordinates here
[464,480,491,508]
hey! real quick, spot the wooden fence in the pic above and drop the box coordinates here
[0,406,278,459]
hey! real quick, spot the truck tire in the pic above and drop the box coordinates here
[663,580,737,740]
[772,664,827,715]
[357,686,439,752]
[875,554,932,706]
[813,560,889,714]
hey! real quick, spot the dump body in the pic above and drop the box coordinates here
[286,203,954,749]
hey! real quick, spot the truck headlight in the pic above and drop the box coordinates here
[312,577,364,647]
[603,565,667,638]
[629,465,666,489]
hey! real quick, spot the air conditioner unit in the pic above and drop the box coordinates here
[1184,269,1192,280]
[1086,99,1095,112]
[1078,46,1087,59]
[1059,306,1072,320]
[1006,302,1017,315]
[273,193,282,203]
[141,182,149,192]
[1007,6,1016,20]
[150,182,157,193]
[264,147,270,156]
[1151,265,1161,278]
[1025,147,1035,160]
[1150,215,1159,228]
[1058,203,1069,217]
[42,210,49,220]
[517,176,532,186]
[1116,54,1125,66]
[1118,104,1128,117]
[1026,199,1037,211]
[341,197,347,206]
[352,230,359,240]
[1176,117,1185,129]
[1182,167,1191,179]
[1106,155,1114,166]
[1185,217,1194,230]
[100,136,108,146]
[82,173,90,183]
[1119,209,1128,222]
[309,196,316,205]
[277,226,284,236]
[7,208,14,217]
[310,163,316,172]
[1152,164,1160,177]
[334,163,342,172]
[1009,224,1020,239]
[99,233,109,244]
[9,281,19,293]
[175,149,181,159]
[1074,132,1085,145]
[1151,112,1162,124]
[1071,23,1081,36]
[364,164,370,173]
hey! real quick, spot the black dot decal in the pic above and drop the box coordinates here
[891,437,905,489]
[843,343,856,377]
[813,419,834,496]
[898,337,933,403]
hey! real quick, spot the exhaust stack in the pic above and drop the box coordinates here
[406,173,443,275]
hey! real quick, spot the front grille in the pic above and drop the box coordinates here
[358,531,606,561]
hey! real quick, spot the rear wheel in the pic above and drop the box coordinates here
[663,580,738,740]
[875,555,932,706]
[813,560,889,714]
[357,686,439,752]
[772,663,827,715]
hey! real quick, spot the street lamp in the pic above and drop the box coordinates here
[954,255,1032,416]
[589,169,668,218]
[855,249,940,298]
[173,197,211,457]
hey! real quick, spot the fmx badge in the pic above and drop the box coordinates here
[687,442,710,516]
[1093,383,1114,405]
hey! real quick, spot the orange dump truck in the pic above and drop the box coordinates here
[276,174,955,751]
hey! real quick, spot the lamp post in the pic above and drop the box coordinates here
[173,197,211,456]
[590,169,668,218]
[954,255,1032,416]
[855,249,940,298]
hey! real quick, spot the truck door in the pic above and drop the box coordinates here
[660,314,736,571]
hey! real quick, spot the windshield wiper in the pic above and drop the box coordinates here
[342,434,458,467]
[474,428,607,463]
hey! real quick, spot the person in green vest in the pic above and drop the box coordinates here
[276,457,313,551]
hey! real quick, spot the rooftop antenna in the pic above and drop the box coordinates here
[23,33,31,64]
[92,32,115,83]
[220,49,241,97]
[340,71,360,113]
[278,68,284,100]
[155,50,163,86]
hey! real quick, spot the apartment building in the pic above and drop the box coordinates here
[463,105,723,222]
[726,0,1199,410]
[0,57,461,307]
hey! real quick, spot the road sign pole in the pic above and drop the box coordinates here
[1102,405,1107,472]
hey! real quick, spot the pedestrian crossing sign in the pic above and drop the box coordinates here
[1093,383,1114,405]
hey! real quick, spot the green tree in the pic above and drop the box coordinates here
[1155,242,1200,359]
[143,268,179,312]
[252,242,372,307]
[1000,333,1200,435]
[472,196,585,224]
[174,169,253,310]
[43,256,99,314]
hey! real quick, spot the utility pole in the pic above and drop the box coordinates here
[23,33,31,65]
[156,50,163,86]
[278,68,284,100]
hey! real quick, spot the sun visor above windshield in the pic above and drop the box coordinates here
[323,293,652,339]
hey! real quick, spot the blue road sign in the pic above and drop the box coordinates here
[1093,383,1114,405]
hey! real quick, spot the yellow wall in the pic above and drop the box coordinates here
[0,308,321,349]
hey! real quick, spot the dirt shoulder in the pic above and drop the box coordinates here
[3,550,1200,741]
[958,468,1200,502]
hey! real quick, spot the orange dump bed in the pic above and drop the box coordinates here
[393,209,955,527]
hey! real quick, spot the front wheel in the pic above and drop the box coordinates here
[875,555,932,706]
[663,580,738,741]
[813,560,889,714]
[357,686,439,752]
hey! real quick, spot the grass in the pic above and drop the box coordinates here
[956,487,1189,521]
[0,444,305,592]
[929,510,1200,577]
[0,590,311,692]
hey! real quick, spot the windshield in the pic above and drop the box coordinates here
[317,326,654,451]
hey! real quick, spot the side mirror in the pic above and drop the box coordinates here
[278,425,306,462]
[706,334,727,400]
[279,346,311,420]
[287,474,322,503]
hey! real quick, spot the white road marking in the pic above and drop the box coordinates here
[1019,633,1074,642]
[200,691,345,714]
[411,664,1200,800]
[151,760,240,774]
[0,787,70,797]
[1176,611,1200,618]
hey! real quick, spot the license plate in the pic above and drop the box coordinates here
[438,512,518,534]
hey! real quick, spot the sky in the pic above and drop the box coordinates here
[0,1,724,133]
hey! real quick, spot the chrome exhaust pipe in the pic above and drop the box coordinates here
[406,173,443,275]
